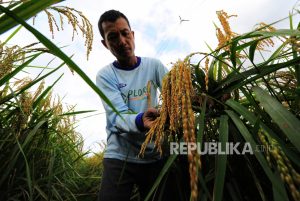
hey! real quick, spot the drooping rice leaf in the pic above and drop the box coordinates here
[213,115,228,201]
[253,86,300,152]
[226,110,289,201]
[226,98,300,166]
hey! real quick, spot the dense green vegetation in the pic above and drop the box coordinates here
[0,1,299,201]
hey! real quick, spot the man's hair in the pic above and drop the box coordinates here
[98,10,131,38]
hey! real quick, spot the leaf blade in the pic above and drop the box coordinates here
[253,86,300,152]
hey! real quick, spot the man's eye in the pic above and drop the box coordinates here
[122,31,130,37]
[108,34,117,40]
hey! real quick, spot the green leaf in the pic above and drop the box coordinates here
[249,40,259,63]
[32,74,63,110]
[0,5,120,117]
[144,155,177,201]
[217,58,223,82]
[0,65,61,105]
[226,98,300,166]
[59,110,97,116]
[213,115,228,201]
[253,86,300,152]
[16,138,33,201]
[225,110,289,201]
[0,52,42,86]
[197,96,207,144]
[273,170,289,201]
[255,29,300,37]
[194,62,205,90]
[230,40,238,68]
[2,25,22,45]
[213,55,300,96]
[0,0,64,34]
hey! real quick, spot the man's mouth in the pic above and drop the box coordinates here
[120,47,131,54]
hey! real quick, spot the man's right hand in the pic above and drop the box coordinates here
[143,108,159,129]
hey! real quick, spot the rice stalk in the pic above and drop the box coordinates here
[147,80,151,108]
[254,22,277,50]
[216,10,237,50]
[32,79,45,101]
[140,56,201,201]
[44,6,93,59]
[0,43,23,79]
[290,35,300,55]
[258,129,300,201]
[204,56,209,92]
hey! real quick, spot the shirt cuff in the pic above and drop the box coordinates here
[135,112,146,132]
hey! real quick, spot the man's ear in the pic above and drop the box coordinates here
[101,39,108,48]
[131,31,134,38]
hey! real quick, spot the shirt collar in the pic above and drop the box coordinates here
[113,56,141,70]
[113,57,141,70]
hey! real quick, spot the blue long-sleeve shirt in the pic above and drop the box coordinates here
[96,56,169,163]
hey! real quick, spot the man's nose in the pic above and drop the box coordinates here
[118,35,126,46]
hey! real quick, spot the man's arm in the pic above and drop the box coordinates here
[96,69,146,133]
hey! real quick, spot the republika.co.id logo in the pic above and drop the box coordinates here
[170,141,274,155]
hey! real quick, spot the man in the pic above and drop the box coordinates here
[96,10,187,201]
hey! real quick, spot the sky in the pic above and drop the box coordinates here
[1,0,300,153]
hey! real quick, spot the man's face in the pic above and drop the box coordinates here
[101,17,135,60]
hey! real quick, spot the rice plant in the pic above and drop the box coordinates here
[0,1,108,200]
[2,1,300,201]
[141,10,300,201]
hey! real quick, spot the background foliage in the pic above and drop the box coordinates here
[1,1,300,201]
[0,1,104,200]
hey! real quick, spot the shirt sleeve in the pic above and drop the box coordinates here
[96,68,142,134]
